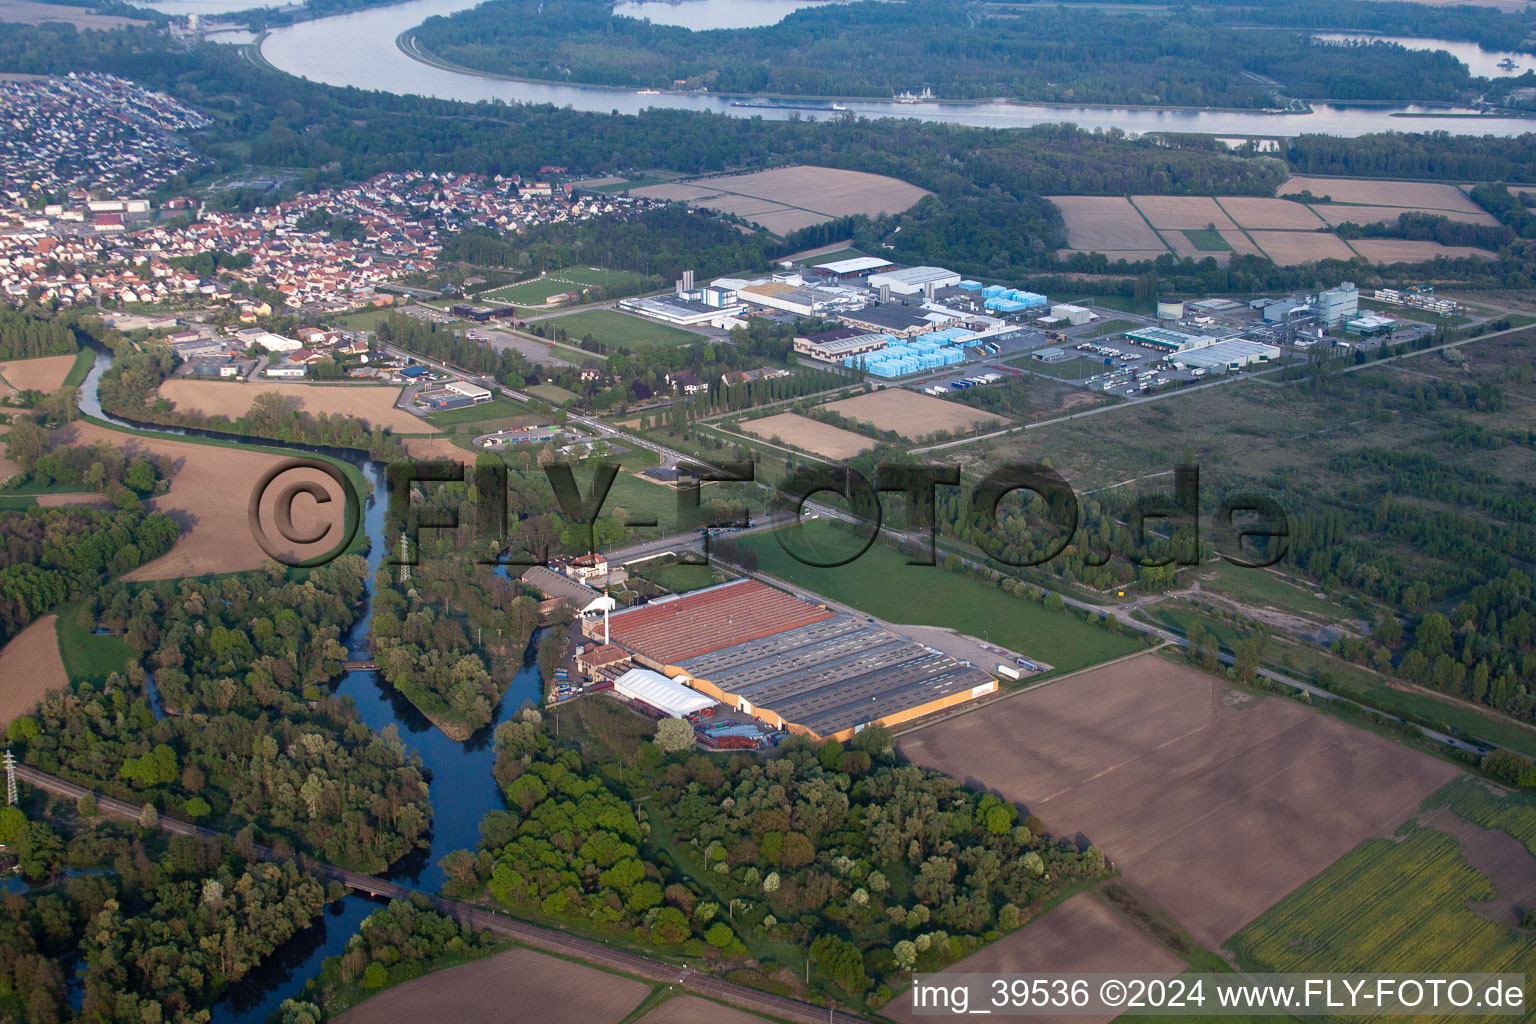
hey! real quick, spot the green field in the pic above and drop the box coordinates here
[63,347,95,388]
[425,397,532,427]
[1081,318,1138,339]
[737,521,1143,674]
[332,306,397,332]
[480,267,652,306]
[54,601,134,685]
[634,560,731,594]
[526,382,581,406]
[1197,561,1352,621]
[1229,778,1536,1008]
[796,247,866,266]
[1181,228,1233,252]
[548,309,701,350]
[1023,356,1101,380]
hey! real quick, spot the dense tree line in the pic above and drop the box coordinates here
[415,0,1486,106]
[6,557,435,872]
[0,309,75,360]
[291,896,501,1012]
[1332,210,1515,253]
[370,468,544,738]
[0,504,177,648]
[650,729,1106,1005]
[0,801,337,1024]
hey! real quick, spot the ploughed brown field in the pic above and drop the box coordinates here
[740,412,872,459]
[1278,175,1485,213]
[336,949,651,1024]
[0,615,67,728]
[158,379,434,434]
[56,421,351,580]
[0,353,77,393]
[635,996,771,1024]
[632,166,928,236]
[822,389,1008,439]
[1046,196,1166,253]
[884,893,1186,1024]
[898,654,1459,947]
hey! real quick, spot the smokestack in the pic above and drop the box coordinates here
[604,603,610,645]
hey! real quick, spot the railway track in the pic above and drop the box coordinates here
[13,763,869,1024]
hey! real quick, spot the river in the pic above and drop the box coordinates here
[76,347,546,1022]
[1313,33,1533,79]
[255,0,1536,137]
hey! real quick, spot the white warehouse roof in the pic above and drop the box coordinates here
[613,668,715,718]
[867,266,961,294]
[814,256,892,275]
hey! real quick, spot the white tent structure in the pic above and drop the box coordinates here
[613,668,714,718]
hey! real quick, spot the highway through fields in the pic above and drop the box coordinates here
[12,762,870,1024]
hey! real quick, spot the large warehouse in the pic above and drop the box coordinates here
[612,668,715,718]
[589,580,997,740]
[867,266,961,296]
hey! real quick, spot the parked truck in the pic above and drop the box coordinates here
[996,663,1022,681]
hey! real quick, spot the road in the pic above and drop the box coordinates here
[12,763,869,1024]
[382,341,1500,756]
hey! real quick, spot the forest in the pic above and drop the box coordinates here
[369,465,546,737]
[413,0,1488,106]
[5,557,435,873]
[0,802,340,1024]
[0,504,177,647]
[441,706,1106,1010]
[0,309,76,360]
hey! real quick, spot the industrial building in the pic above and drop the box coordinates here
[1123,326,1213,353]
[794,327,889,362]
[1176,338,1280,372]
[841,303,937,338]
[612,668,715,718]
[590,579,999,740]
[812,256,893,279]
[1346,314,1397,336]
[619,294,743,326]
[867,266,961,296]
[1050,303,1094,326]
[1317,282,1359,327]
[444,380,493,404]
[520,566,618,616]
[1031,346,1071,363]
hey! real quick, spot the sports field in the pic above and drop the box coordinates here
[822,389,1008,439]
[1230,776,1536,1011]
[479,266,652,306]
[899,654,1459,947]
[739,412,872,459]
[547,309,700,349]
[737,521,1142,673]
